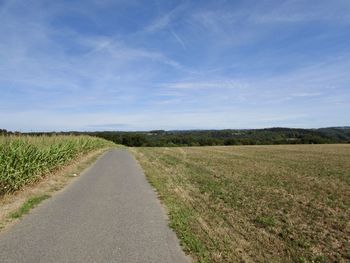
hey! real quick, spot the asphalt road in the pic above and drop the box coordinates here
[0,149,189,263]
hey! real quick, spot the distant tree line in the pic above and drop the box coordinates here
[6,127,350,147]
[0,129,17,135]
[0,129,8,135]
[88,127,350,147]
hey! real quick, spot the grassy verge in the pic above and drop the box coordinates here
[130,144,350,263]
[10,194,50,219]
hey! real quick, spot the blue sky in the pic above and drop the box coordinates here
[0,0,349,131]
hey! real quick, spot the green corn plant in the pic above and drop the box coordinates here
[0,135,114,195]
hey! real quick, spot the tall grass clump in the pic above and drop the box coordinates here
[0,135,113,195]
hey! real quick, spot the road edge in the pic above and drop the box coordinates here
[0,147,113,233]
[128,148,193,263]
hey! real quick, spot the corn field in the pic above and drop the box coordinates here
[0,135,114,195]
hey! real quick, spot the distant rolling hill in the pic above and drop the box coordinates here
[87,127,350,146]
[317,126,350,141]
[6,126,350,147]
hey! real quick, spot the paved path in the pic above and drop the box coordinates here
[0,149,189,263]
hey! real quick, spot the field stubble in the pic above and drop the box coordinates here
[131,144,350,263]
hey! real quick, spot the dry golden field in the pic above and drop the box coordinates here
[131,144,350,263]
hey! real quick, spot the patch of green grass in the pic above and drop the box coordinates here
[313,255,327,263]
[254,215,276,228]
[10,194,50,219]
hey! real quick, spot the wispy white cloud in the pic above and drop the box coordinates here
[164,80,247,90]
[0,109,317,132]
[0,0,349,131]
[187,0,350,53]
[251,0,350,25]
[81,35,182,68]
[170,30,186,50]
[158,53,350,110]
[143,3,187,33]
[0,1,185,114]
[191,0,350,29]
[290,92,322,98]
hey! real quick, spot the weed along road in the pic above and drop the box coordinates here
[0,149,189,263]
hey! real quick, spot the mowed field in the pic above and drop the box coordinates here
[131,144,350,263]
